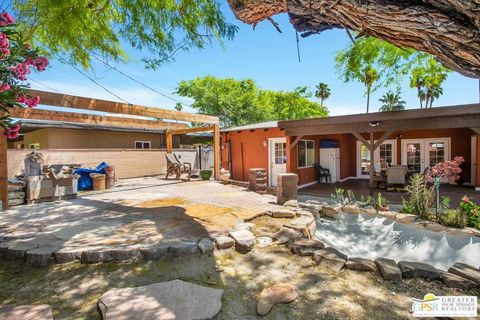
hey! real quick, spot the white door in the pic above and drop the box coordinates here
[356,139,397,178]
[472,135,477,186]
[402,138,450,174]
[268,137,287,186]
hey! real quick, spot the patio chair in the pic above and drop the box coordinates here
[314,163,331,183]
[165,153,182,180]
[386,165,407,187]
[173,152,192,181]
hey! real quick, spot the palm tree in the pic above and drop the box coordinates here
[315,82,331,108]
[426,84,443,108]
[378,91,406,112]
[174,102,183,112]
[359,65,379,113]
[410,58,448,109]
[410,68,425,109]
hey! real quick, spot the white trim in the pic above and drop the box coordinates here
[297,139,315,169]
[298,181,317,189]
[475,187,480,192]
[339,176,357,182]
[401,137,451,173]
[268,137,287,187]
[356,139,397,178]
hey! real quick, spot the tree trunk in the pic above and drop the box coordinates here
[227,0,480,78]
[321,97,324,108]
[417,87,423,109]
[366,88,370,113]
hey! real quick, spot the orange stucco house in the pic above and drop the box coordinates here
[221,105,480,191]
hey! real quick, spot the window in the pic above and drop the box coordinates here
[379,143,393,170]
[274,142,287,164]
[135,141,151,149]
[298,140,315,168]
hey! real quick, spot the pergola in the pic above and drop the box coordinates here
[279,104,480,191]
[0,89,220,210]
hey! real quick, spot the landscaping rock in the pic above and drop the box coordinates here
[81,247,113,264]
[283,200,298,208]
[272,227,304,245]
[374,258,402,281]
[198,238,215,255]
[359,206,376,215]
[228,229,255,253]
[169,241,199,257]
[0,304,53,320]
[313,247,347,272]
[290,239,324,256]
[256,236,273,248]
[398,261,441,280]
[323,204,342,218]
[271,209,296,219]
[6,240,40,259]
[98,279,223,320]
[440,271,478,290]
[343,204,361,214]
[346,257,377,272]
[284,215,316,238]
[448,263,480,285]
[212,236,235,250]
[299,202,322,213]
[380,211,397,220]
[395,213,416,223]
[424,222,446,232]
[234,222,255,231]
[305,199,321,205]
[26,245,59,267]
[54,247,81,263]
[140,244,170,260]
[110,247,142,262]
[257,283,300,316]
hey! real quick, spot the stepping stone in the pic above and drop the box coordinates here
[257,283,299,316]
[346,257,377,272]
[140,244,170,260]
[395,213,416,223]
[283,200,298,208]
[290,239,324,256]
[323,204,342,218]
[228,229,255,253]
[271,209,295,219]
[169,241,199,257]
[26,245,59,267]
[398,261,441,280]
[342,204,361,214]
[374,258,402,281]
[234,222,255,231]
[212,236,234,250]
[284,215,316,238]
[0,304,53,320]
[448,263,480,285]
[424,222,445,232]
[440,271,478,290]
[313,247,347,272]
[54,247,82,263]
[272,227,304,245]
[81,247,113,264]
[198,238,215,255]
[98,280,223,320]
[110,247,142,262]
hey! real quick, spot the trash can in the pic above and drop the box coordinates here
[90,173,106,191]
[104,165,115,189]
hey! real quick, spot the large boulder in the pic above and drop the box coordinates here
[440,271,478,290]
[290,239,324,256]
[0,305,53,320]
[198,238,215,255]
[98,280,223,320]
[374,258,402,281]
[398,261,441,280]
[313,247,347,272]
[228,229,255,253]
[323,204,342,218]
[448,263,480,285]
[345,257,377,272]
[257,283,300,316]
[272,227,304,245]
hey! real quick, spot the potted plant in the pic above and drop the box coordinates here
[377,193,390,211]
[200,170,212,180]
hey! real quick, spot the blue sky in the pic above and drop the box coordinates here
[29,5,479,116]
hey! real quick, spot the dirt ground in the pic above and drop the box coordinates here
[1,243,478,320]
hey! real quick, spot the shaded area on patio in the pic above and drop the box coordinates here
[300,179,480,205]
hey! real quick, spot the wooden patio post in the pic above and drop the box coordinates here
[213,124,220,179]
[0,134,8,211]
[369,131,375,196]
[166,130,173,153]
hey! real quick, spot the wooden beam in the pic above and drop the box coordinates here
[471,127,480,135]
[0,135,8,211]
[373,131,395,150]
[8,108,187,131]
[171,125,216,135]
[352,132,371,149]
[289,135,303,151]
[369,131,375,194]
[26,89,220,124]
[213,124,220,179]
[166,130,173,153]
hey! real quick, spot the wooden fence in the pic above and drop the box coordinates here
[7,148,198,179]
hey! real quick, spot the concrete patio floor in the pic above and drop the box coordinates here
[0,177,280,261]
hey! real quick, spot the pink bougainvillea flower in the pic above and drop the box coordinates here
[0,83,10,92]
[10,62,30,80]
[33,56,48,71]
[16,94,27,103]
[10,124,20,132]
[461,196,471,203]
[0,33,9,49]
[0,12,14,27]
[3,128,18,139]
[25,95,40,108]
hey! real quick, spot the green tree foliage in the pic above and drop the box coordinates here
[315,82,331,108]
[359,65,378,113]
[378,90,406,112]
[12,0,237,68]
[175,76,328,128]
[409,57,449,108]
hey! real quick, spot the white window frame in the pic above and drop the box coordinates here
[134,141,151,149]
[401,137,450,173]
[297,139,315,169]
[356,139,397,178]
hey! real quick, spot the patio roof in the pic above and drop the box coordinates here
[279,104,480,136]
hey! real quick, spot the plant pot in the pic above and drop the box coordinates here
[200,170,212,180]
[378,205,390,212]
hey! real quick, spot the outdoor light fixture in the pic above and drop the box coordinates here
[369,121,380,127]
[262,140,267,147]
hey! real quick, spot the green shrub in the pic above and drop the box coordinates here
[459,196,480,229]
[402,173,434,219]
[439,209,466,228]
